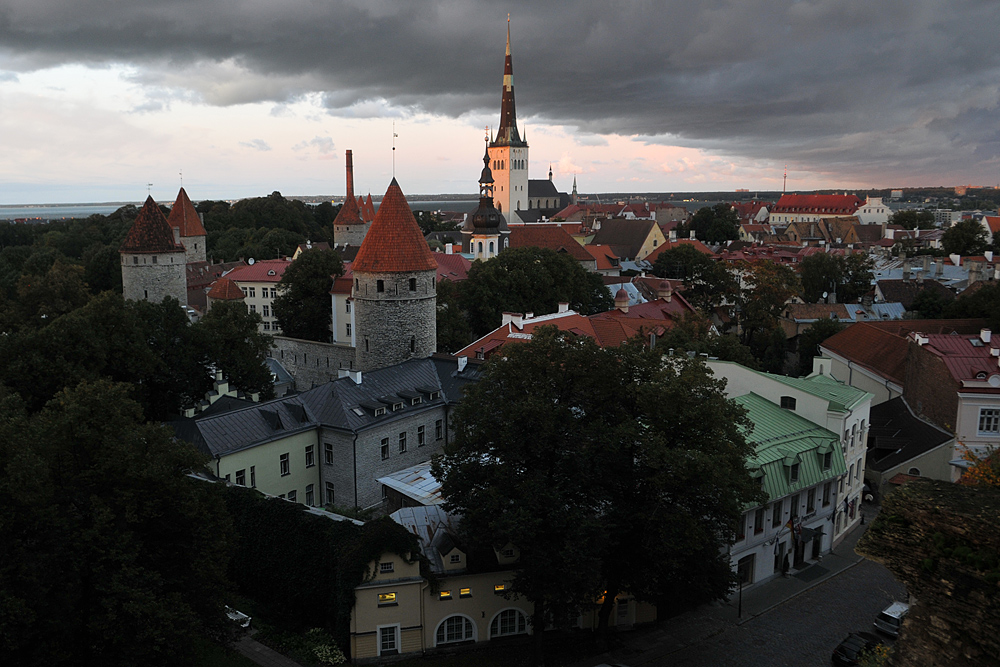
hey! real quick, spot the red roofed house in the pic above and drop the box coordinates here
[769,194,862,225]
[643,237,715,265]
[352,178,438,371]
[333,150,371,247]
[581,243,621,276]
[454,284,696,359]
[982,215,1000,245]
[167,187,208,264]
[206,277,246,311]
[120,196,188,306]
[224,259,291,333]
[509,224,596,271]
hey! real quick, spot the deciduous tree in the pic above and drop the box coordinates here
[942,218,989,256]
[272,248,344,342]
[651,244,738,312]
[195,300,276,400]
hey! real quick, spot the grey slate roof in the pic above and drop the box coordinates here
[171,356,484,458]
[865,397,954,473]
[378,461,443,505]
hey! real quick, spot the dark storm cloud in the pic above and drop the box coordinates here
[2,0,998,184]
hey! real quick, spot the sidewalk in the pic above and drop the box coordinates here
[230,630,306,667]
[576,504,877,666]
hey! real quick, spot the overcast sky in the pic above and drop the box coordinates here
[2,0,998,204]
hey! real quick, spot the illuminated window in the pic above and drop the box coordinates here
[377,593,397,607]
[439,590,452,600]
[494,584,506,595]
[460,588,471,598]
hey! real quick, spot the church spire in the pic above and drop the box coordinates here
[493,16,525,148]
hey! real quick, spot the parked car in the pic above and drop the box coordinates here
[832,631,883,666]
[873,601,909,638]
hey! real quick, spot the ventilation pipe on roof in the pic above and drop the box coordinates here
[457,356,468,372]
[502,312,524,329]
[950,253,961,266]
[986,251,994,262]
[445,243,453,255]
[689,230,696,240]
[981,329,992,344]
[557,302,570,313]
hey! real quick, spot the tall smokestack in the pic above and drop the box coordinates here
[345,150,355,199]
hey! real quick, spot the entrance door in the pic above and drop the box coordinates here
[794,540,805,567]
[773,542,786,574]
[811,536,822,560]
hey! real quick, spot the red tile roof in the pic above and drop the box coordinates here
[352,179,437,274]
[119,196,186,254]
[644,238,715,263]
[509,225,593,263]
[984,216,1000,235]
[207,277,246,300]
[167,187,207,237]
[225,259,291,283]
[772,194,862,215]
[820,322,910,384]
[434,253,472,282]
[581,243,620,270]
[363,194,376,222]
[331,263,354,295]
[334,190,364,226]
[917,332,1000,390]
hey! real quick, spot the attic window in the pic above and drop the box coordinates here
[429,391,440,400]
[411,397,422,406]
[392,402,403,411]
[789,463,800,484]
[977,371,988,379]
[379,562,394,574]
[268,270,276,276]
[374,407,386,417]
[780,396,797,410]
[352,407,365,416]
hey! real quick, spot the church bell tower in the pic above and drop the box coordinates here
[488,17,528,224]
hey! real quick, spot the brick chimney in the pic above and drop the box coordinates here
[345,149,355,199]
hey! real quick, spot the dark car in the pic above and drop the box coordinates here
[832,631,883,666]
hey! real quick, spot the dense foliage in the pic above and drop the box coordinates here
[678,203,740,243]
[941,218,990,256]
[272,247,344,342]
[799,252,874,304]
[458,246,613,337]
[651,243,738,311]
[796,317,845,377]
[434,328,762,655]
[889,209,936,230]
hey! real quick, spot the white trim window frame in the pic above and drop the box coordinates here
[377,623,400,656]
[978,407,1000,436]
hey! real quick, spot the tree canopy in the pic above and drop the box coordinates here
[799,252,874,304]
[682,203,740,244]
[434,328,762,656]
[889,210,936,230]
[459,246,613,337]
[796,317,845,377]
[651,244,738,312]
[272,248,344,342]
[737,260,800,351]
[942,219,990,256]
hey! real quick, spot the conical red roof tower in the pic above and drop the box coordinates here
[167,187,207,237]
[333,149,364,226]
[352,179,436,273]
[120,196,185,253]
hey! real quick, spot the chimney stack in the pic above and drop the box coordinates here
[345,149,355,199]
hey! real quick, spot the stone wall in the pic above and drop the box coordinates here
[353,269,436,372]
[334,222,369,247]
[121,250,188,305]
[181,233,207,264]
[270,336,356,390]
[857,479,1000,667]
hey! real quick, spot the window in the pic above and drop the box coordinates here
[325,482,334,505]
[235,469,246,486]
[823,451,832,470]
[790,494,799,520]
[789,463,800,484]
[908,467,921,476]
[270,287,277,298]
[737,512,747,541]
[737,554,755,585]
[823,481,832,506]
[398,432,407,453]
[500,548,515,558]
[436,419,443,440]
[287,490,297,503]
[377,279,384,293]
[152,255,157,264]
[450,554,461,564]
[418,425,426,446]
[494,584,506,594]
[439,591,452,600]
[780,396,796,410]
[224,474,230,482]
[345,323,351,337]
[378,593,397,606]
[305,445,315,467]
[381,438,389,460]
[378,626,398,656]
[771,500,782,527]
[436,616,474,645]
[249,304,256,313]
[380,561,394,574]
[264,322,271,330]
[365,338,370,352]
[490,609,527,638]
[410,337,415,353]
[325,442,334,464]
[250,465,256,488]
[979,408,1000,434]
[409,278,417,291]
[460,588,471,598]
[374,406,385,416]
[279,453,290,476]
[807,488,816,513]
[263,305,269,317]
[849,464,854,485]
[410,396,422,406]
[346,301,351,313]
[754,507,765,534]
[305,484,314,506]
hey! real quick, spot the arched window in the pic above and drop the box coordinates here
[490,609,527,638]
[478,242,483,254]
[516,200,520,210]
[435,615,475,645]
[908,467,921,476]
[489,241,495,254]
[504,238,509,248]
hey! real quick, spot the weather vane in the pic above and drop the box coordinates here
[392,121,398,177]
[147,183,153,196]
[179,170,183,187]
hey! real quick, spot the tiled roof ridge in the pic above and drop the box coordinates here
[207,277,245,300]
[120,196,186,254]
[352,179,437,274]
[167,187,207,237]
[334,190,364,226]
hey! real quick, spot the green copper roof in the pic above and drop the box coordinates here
[762,371,872,413]
[736,392,847,502]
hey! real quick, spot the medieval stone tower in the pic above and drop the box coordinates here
[167,187,208,264]
[352,179,437,372]
[488,19,528,223]
[333,150,371,247]
[119,196,188,305]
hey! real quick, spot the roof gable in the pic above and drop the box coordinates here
[167,187,207,237]
[119,196,186,254]
[207,277,246,300]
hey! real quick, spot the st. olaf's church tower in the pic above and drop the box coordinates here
[488,19,528,224]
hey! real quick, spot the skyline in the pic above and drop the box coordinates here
[2,1,999,205]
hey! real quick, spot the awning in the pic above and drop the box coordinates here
[799,526,825,542]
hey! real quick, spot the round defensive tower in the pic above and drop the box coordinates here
[119,196,188,305]
[352,178,437,372]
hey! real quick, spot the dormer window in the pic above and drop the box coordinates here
[789,463,800,484]
[392,402,403,412]
[428,391,440,400]
[374,407,386,417]
[411,397,421,406]
[780,396,796,410]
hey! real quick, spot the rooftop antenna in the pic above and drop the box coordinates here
[392,121,398,178]
[783,165,787,194]
[147,182,153,196]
